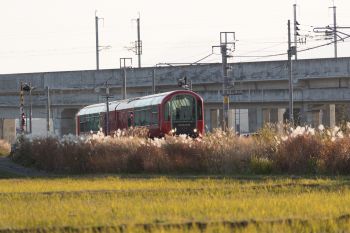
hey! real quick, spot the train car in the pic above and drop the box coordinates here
[76,103,106,135]
[76,90,204,137]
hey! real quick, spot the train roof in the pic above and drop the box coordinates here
[109,91,174,111]
[76,102,106,116]
[77,90,201,116]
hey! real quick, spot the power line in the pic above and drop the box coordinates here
[161,34,350,65]
[237,42,286,56]
[298,34,350,53]
[234,52,287,58]
[235,34,350,59]
[193,53,214,64]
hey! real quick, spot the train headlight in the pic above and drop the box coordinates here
[193,128,198,133]
[170,128,177,134]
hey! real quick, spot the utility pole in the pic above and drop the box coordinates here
[331,5,338,58]
[120,58,132,99]
[221,43,229,131]
[19,82,25,134]
[135,16,142,68]
[46,86,51,135]
[293,4,299,60]
[95,12,100,70]
[22,82,33,134]
[288,20,295,123]
[29,83,32,134]
[221,32,235,131]
[213,32,235,131]
[313,6,350,58]
[104,82,111,136]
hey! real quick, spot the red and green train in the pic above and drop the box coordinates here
[76,90,204,137]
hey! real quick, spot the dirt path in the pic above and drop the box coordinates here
[0,157,48,177]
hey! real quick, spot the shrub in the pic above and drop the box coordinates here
[320,137,350,174]
[250,156,273,174]
[274,135,322,174]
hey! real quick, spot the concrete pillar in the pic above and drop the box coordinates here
[262,108,270,124]
[301,104,313,126]
[53,109,61,136]
[257,107,263,129]
[227,109,236,132]
[204,108,211,131]
[239,109,249,133]
[323,104,336,128]
[278,108,286,124]
[3,119,16,144]
[0,119,3,139]
[270,108,285,124]
[312,110,322,127]
[210,109,220,130]
[60,109,79,135]
[248,107,263,132]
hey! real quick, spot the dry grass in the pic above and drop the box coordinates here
[11,124,350,175]
[11,130,259,174]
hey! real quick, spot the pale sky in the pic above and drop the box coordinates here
[1,0,350,74]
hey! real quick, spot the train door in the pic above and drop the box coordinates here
[116,111,120,130]
[99,112,105,133]
[127,111,134,128]
[163,101,172,134]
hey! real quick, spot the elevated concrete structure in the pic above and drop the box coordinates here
[1,57,350,137]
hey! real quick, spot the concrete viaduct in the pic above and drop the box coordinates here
[1,57,350,140]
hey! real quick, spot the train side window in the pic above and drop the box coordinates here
[141,110,146,126]
[88,115,92,131]
[152,106,158,125]
[144,109,150,126]
[134,110,140,126]
[164,102,170,121]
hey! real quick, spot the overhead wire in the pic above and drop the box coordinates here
[236,35,350,59]
[192,53,214,64]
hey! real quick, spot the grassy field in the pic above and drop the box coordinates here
[0,176,350,232]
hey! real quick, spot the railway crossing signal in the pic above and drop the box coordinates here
[177,76,192,90]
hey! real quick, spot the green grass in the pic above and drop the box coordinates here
[0,176,350,232]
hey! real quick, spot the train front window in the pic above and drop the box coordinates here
[169,95,196,122]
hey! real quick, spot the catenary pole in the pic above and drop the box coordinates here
[46,86,51,135]
[95,14,100,70]
[288,20,294,123]
[332,6,338,58]
[293,4,298,60]
[105,82,110,135]
[29,82,32,134]
[221,43,229,131]
[137,17,141,68]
